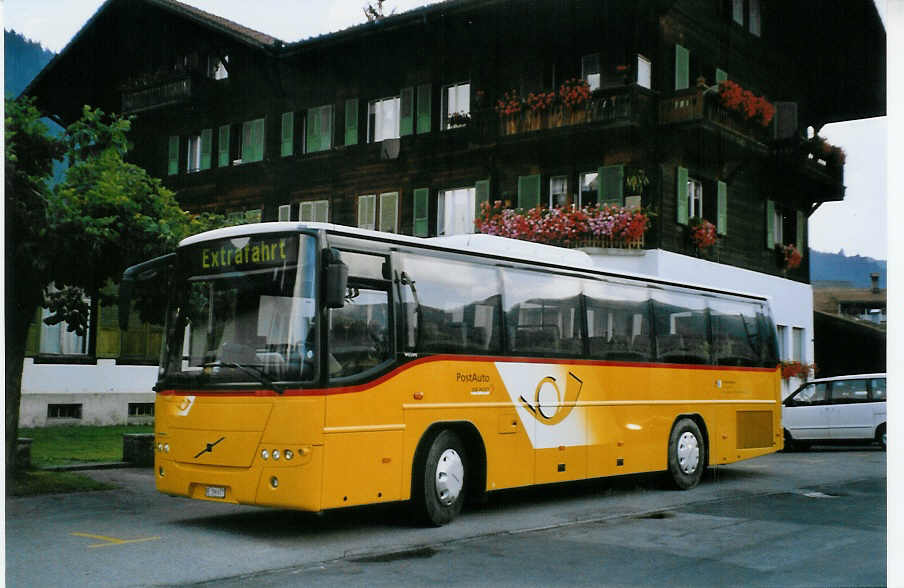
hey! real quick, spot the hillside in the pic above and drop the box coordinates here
[810,250,887,289]
[5,29,55,98]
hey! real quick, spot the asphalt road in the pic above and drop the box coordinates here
[6,447,886,587]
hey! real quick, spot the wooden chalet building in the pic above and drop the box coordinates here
[21,0,885,422]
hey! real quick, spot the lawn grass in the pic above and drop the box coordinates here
[19,424,154,467]
[9,469,116,497]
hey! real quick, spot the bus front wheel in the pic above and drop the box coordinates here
[667,418,705,490]
[413,429,467,526]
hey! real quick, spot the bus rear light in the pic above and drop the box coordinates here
[284,450,294,460]
[157,443,164,452]
[270,476,279,488]
[272,449,280,460]
[261,449,269,460]
[158,466,165,477]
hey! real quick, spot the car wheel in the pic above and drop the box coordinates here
[412,429,467,526]
[667,418,705,490]
[877,424,886,451]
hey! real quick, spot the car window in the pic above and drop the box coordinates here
[831,379,868,403]
[870,378,886,401]
[793,382,827,405]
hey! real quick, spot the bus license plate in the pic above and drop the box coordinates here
[205,486,226,499]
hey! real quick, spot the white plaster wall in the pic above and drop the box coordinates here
[583,249,813,398]
[20,359,158,427]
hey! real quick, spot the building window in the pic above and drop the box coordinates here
[773,207,784,245]
[636,55,652,89]
[305,105,333,153]
[241,118,265,163]
[687,178,703,219]
[227,209,262,225]
[437,187,476,236]
[442,82,470,130]
[278,204,292,221]
[379,192,399,233]
[731,0,744,25]
[128,403,155,417]
[368,97,400,142]
[582,54,601,91]
[749,0,762,36]
[579,171,598,207]
[187,134,201,173]
[550,176,569,208]
[358,194,377,230]
[40,301,88,355]
[300,200,330,223]
[776,325,786,359]
[792,327,804,362]
[167,136,179,175]
[208,55,229,80]
[47,404,82,419]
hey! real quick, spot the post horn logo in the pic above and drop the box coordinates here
[519,372,583,426]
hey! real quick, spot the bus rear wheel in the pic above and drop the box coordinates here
[667,418,705,490]
[413,429,467,526]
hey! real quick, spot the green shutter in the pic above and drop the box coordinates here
[676,166,689,225]
[320,106,333,150]
[413,188,429,237]
[345,98,358,146]
[599,165,624,206]
[475,179,490,218]
[400,87,414,136]
[218,125,230,167]
[200,128,212,170]
[796,210,805,251]
[717,181,728,235]
[306,108,320,153]
[243,119,264,162]
[167,136,179,175]
[281,112,294,157]
[416,84,431,134]
[314,200,330,223]
[675,44,690,90]
[517,175,541,210]
[716,68,728,84]
[766,199,775,249]
[300,202,314,222]
[255,119,265,162]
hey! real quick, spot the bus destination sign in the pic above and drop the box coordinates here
[189,235,298,274]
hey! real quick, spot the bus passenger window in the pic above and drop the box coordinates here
[708,298,763,367]
[584,280,652,361]
[651,290,708,364]
[327,286,390,377]
[503,269,582,357]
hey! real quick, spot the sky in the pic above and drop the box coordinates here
[2,0,890,260]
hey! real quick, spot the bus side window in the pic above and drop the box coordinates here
[651,290,709,364]
[327,286,391,378]
[584,279,652,362]
[708,298,762,367]
[502,269,583,357]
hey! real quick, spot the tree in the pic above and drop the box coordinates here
[5,99,221,482]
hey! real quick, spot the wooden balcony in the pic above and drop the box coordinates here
[659,87,770,146]
[497,86,655,137]
[121,73,193,114]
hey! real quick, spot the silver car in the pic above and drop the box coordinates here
[782,373,886,450]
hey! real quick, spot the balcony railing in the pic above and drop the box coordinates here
[659,87,770,144]
[121,73,193,114]
[497,86,655,137]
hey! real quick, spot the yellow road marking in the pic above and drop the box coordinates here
[71,532,160,548]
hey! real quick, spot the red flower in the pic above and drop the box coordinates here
[690,219,718,249]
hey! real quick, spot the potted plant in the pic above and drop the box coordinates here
[689,217,718,252]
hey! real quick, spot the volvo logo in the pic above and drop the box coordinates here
[194,436,225,459]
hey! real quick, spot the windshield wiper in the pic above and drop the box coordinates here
[204,361,284,395]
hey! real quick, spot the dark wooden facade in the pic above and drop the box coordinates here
[25,0,886,285]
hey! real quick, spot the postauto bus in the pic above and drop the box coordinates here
[120,222,782,525]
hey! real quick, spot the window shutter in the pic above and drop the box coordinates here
[345,98,358,146]
[199,128,212,170]
[475,179,490,218]
[400,87,414,136]
[281,112,294,157]
[306,109,320,153]
[300,202,314,222]
[599,165,624,206]
[254,119,265,162]
[675,44,689,90]
[218,125,230,167]
[321,106,333,150]
[278,204,292,221]
[243,119,264,162]
[517,174,541,210]
[676,166,689,225]
[358,195,376,230]
[416,84,431,134]
[796,210,805,251]
[717,181,728,235]
[315,200,330,223]
[716,68,728,84]
[413,188,429,237]
[167,136,179,175]
[765,199,776,249]
[380,192,399,233]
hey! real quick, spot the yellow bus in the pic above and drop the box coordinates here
[121,222,782,525]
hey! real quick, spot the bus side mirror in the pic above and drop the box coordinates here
[119,253,177,330]
[323,248,348,309]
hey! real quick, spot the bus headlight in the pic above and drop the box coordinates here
[272,449,280,460]
[164,443,170,453]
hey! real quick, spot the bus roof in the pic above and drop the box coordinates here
[178,222,769,302]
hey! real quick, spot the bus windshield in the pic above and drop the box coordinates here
[160,233,318,388]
